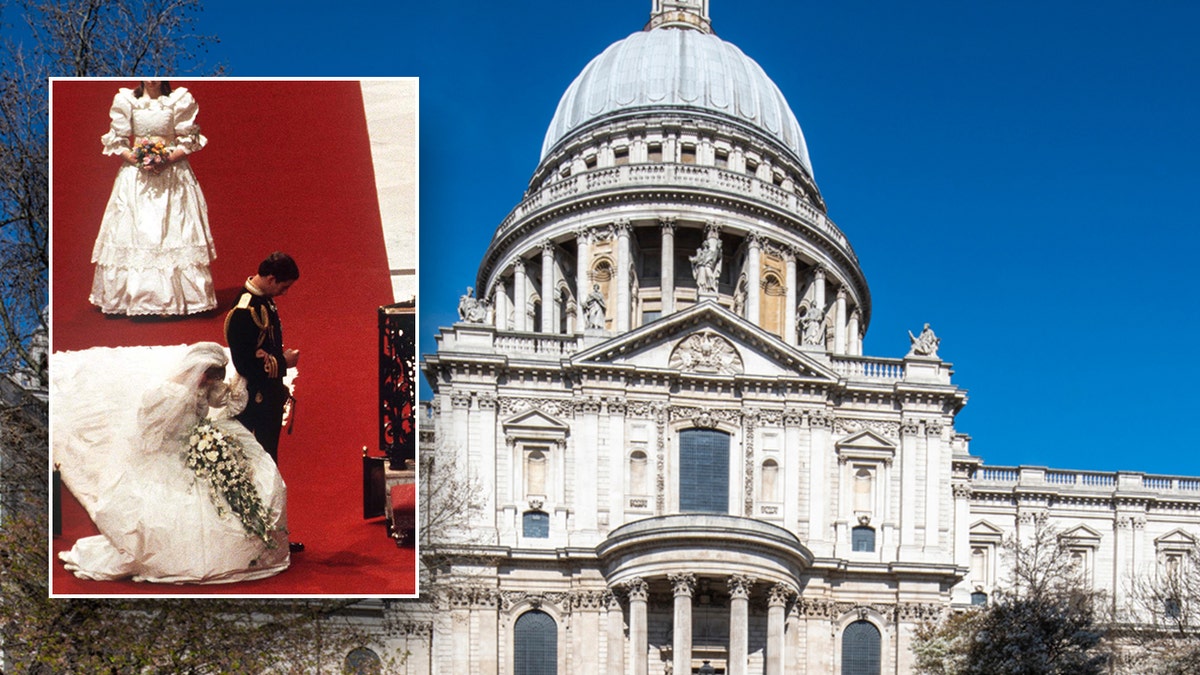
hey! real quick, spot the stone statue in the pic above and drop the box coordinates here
[457,286,489,324]
[907,322,940,358]
[584,283,607,330]
[799,304,825,346]
[690,236,722,294]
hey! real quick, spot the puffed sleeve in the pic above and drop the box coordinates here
[170,88,208,154]
[100,89,134,156]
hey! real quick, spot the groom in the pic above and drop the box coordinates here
[225,252,304,552]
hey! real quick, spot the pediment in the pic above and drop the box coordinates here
[970,520,1005,544]
[1156,529,1197,548]
[569,301,838,381]
[1060,524,1102,545]
[836,429,896,463]
[502,409,569,439]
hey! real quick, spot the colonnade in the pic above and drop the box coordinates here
[620,573,795,675]
[487,220,865,355]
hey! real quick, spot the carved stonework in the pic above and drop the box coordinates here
[656,412,667,513]
[768,583,794,607]
[952,483,973,499]
[901,418,921,436]
[500,397,571,418]
[451,393,472,409]
[570,590,608,611]
[606,399,627,415]
[907,323,941,358]
[625,577,649,602]
[896,603,944,623]
[834,417,900,438]
[669,572,696,597]
[575,397,603,415]
[670,405,742,427]
[477,392,497,411]
[669,330,744,375]
[390,621,433,638]
[744,410,757,517]
[626,400,655,418]
[728,574,755,600]
[808,409,834,430]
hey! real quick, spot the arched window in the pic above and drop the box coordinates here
[851,525,875,552]
[842,620,881,675]
[970,590,988,606]
[514,610,557,675]
[678,428,729,513]
[343,647,383,675]
[523,510,549,538]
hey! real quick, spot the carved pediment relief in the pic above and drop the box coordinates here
[668,330,744,375]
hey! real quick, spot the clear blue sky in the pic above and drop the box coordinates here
[194,1,1199,475]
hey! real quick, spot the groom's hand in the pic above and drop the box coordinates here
[284,349,300,368]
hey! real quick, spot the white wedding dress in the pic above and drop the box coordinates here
[90,87,217,315]
[54,343,289,584]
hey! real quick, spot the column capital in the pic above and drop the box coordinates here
[511,257,526,274]
[812,264,826,281]
[767,583,794,607]
[659,216,677,233]
[746,231,764,249]
[541,238,555,253]
[624,576,649,602]
[703,219,722,239]
[669,571,696,597]
[728,574,755,600]
[614,218,633,235]
[836,285,848,300]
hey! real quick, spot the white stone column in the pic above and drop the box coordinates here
[660,218,676,315]
[627,578,649,675]
[541,240,556,334]
[728,574,754,675]
[513,258,528,332]
[812,266,826,312]
[747,233,762,323]
[477,598,499,673]
[670,572,696,675]
[577,228,592,334]
[493,279,508,331]
[784,249,798,345]
[847,308,861,356]
[606,592,626,675]
[834,286,847,355]
[616,220,632,332]
[767,584,790,675]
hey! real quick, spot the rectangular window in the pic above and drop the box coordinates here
[714,148,728,168]
[523,511,549,538]
[680,144,697,164]
[851,526,875,552]
[614,147,629,165]
[678,429,729,513]
[648,143,663,162]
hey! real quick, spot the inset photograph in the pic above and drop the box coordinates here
[49,78,418,596]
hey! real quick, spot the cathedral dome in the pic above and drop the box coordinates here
[540,24,813,177]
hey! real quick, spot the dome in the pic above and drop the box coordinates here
[540,26,814,176]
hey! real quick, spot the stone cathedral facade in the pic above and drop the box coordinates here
[411,2,1200,673]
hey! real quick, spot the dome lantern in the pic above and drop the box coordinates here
[645,0,712,34]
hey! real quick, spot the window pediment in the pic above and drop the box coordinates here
[836,429,896,464]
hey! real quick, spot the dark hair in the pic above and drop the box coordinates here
[258,252,300,282]
[133,81,173,98]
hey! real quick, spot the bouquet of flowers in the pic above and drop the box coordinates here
[132,138,170,171]
[185,419,279,548]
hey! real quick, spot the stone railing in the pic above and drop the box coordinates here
[830,355,905,382]
[972,466,1200,494]
[493,163,848,257]
[492,332,580,358]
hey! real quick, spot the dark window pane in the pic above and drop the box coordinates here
[851,526,875,552]
[970,591,988,606]
[524,510,549,538]
[842,620,881,675]
[514,610,557,675]
[679,429,729,513]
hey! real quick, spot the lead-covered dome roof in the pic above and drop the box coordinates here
[540,26,814,176]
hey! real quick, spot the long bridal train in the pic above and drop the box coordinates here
[53,343,289,584]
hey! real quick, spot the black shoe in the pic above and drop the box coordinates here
[289,541,305,553]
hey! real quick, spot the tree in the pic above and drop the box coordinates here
[913,518,1111,675]
[1118,541,1200,674]
[0,0,224,383]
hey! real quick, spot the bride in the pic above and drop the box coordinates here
[55,342,289,584]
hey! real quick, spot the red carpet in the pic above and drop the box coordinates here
[50,80,415,595]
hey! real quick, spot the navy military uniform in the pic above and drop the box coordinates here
[225,280,290,462]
